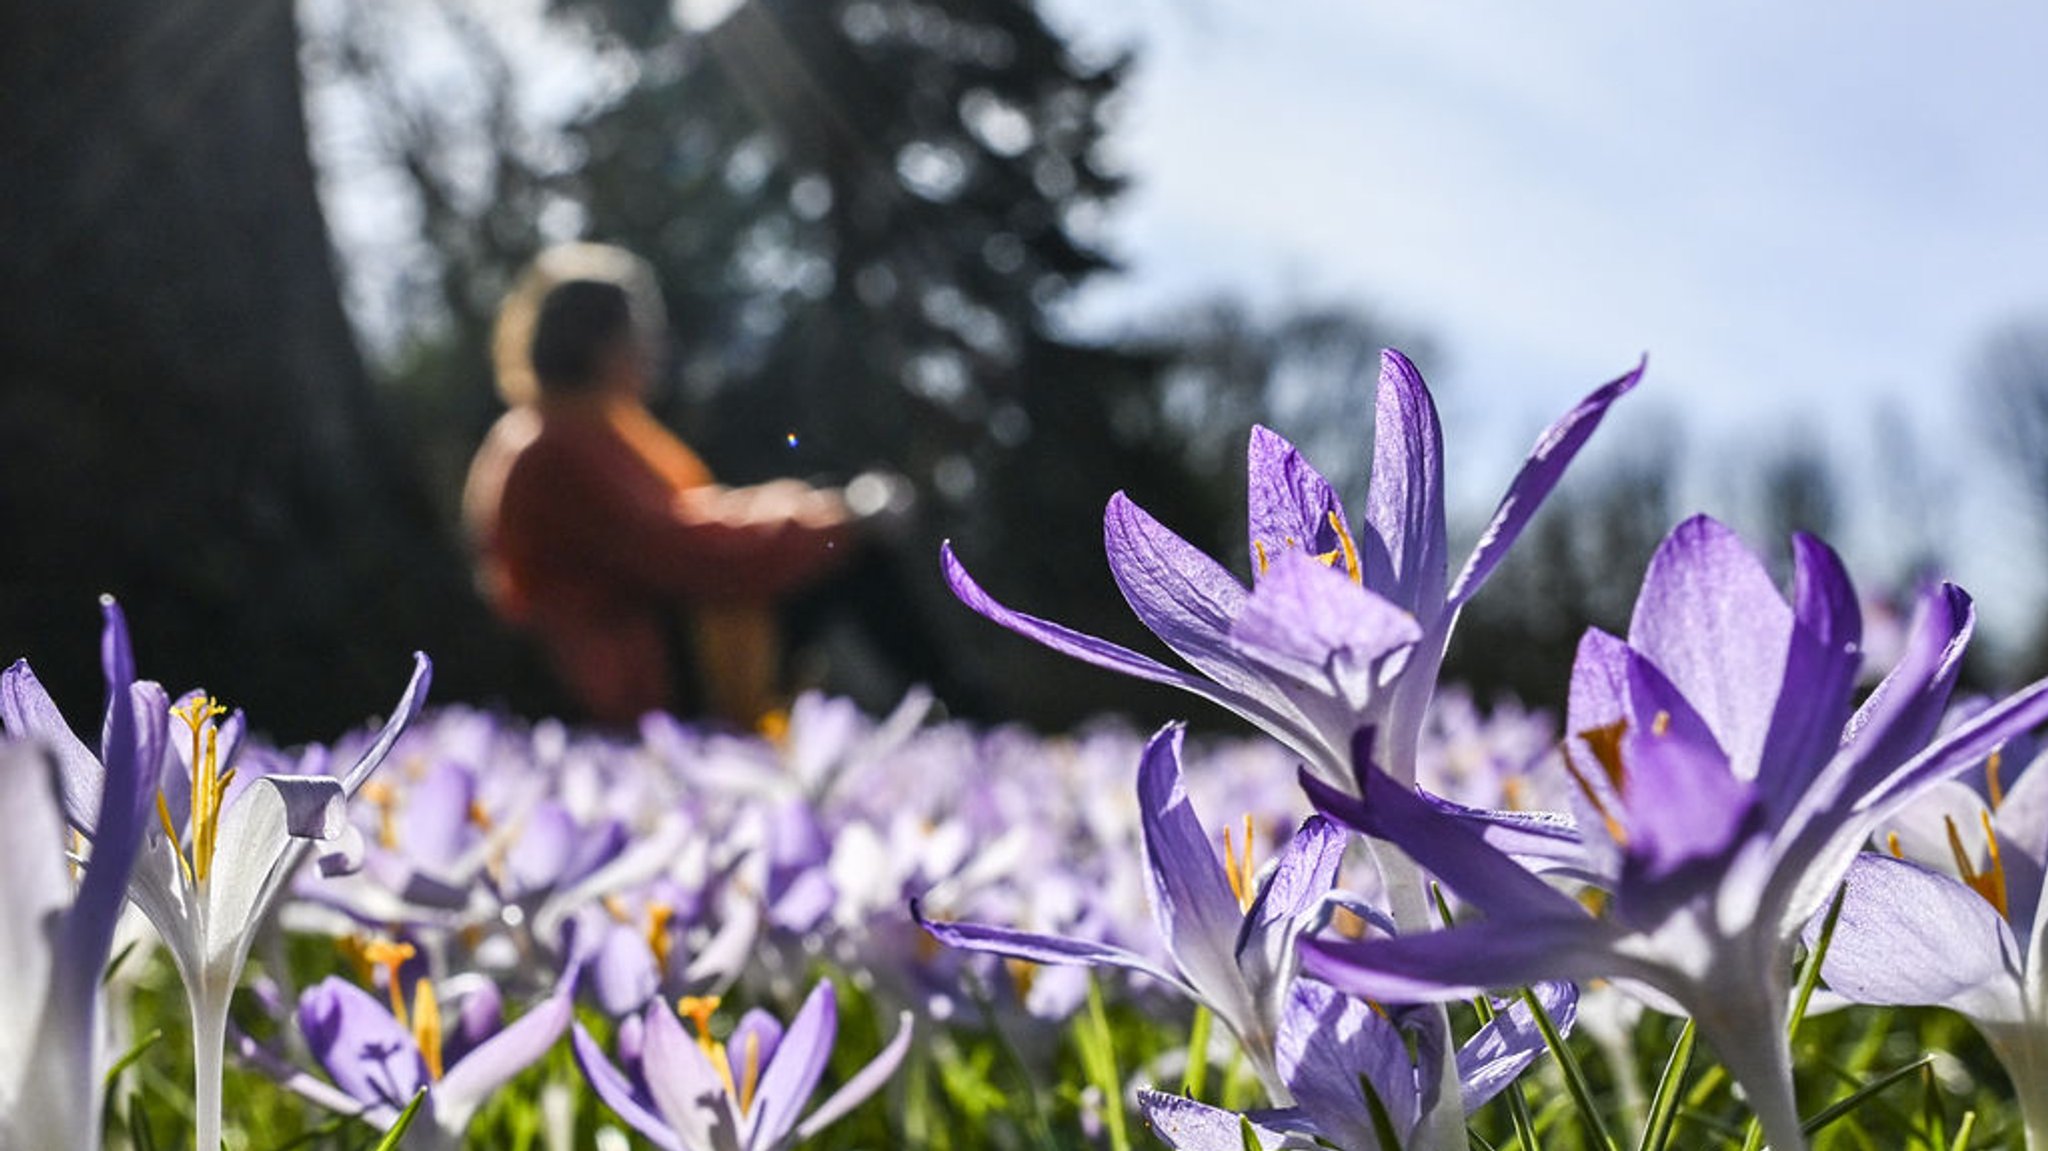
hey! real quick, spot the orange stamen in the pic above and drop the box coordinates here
[1222,814,1256,911]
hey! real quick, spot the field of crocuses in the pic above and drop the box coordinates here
[9,351,2048,1150]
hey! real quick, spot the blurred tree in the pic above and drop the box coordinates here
[1973,319,2048,679]
[1443,416,1680,712]
[1750,428,1839,576]
[0,0,513,735]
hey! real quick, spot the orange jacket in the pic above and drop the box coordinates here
[463,395,850,724]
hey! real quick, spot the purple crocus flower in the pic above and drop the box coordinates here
[942,349,1639,792]
[941,351,1633,1146]
[255,970,572,1150]
[1812,743,2048,1147]
[0,599,157,1151]
[915,724,1348,1101]
[1139,978,1575,1151]
[1298,516,2048,1151]
[572,980,914,1151]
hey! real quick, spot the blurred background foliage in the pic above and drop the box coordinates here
[1,0,2040,740]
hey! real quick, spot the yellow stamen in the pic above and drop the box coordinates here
[170,696,233,884]
[1254,539,1271,576]
[1578,722,1630,794]
[362,940,418,1027]
[602,894,633,923]
[1326,511,1363,585]
[1946,814,2012,920]
[677,996,741,1101]
[413,978,445,1081]
[1329,904,1370,939]
[1987,751,2006,810]
[1980,810,2011,921]
[1651,710,1671,737]
[467,799,494,832]
[757,707,791,745]
[1562,727,1630,846]
[738,1029,762,1114]
[157,790,194,885]
[1222,814,1256,912]
[1501,775,1528,813]
[360,780,400,850]
[646,903,676,973]
[1005,957,1039,1000]
[1885,832,1904,860]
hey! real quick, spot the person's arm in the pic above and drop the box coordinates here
[505,437,855,603]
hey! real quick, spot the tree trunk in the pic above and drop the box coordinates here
[0,0,482,731]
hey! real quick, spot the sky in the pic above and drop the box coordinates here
[1036,0,2048,647]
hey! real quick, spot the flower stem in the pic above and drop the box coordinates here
[188,981,229,1151]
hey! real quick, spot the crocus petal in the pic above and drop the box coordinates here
[1363,349,1448,615]
[1301,915,1630,1005]
[64,601,157,985]
[1245,425,1352,576]
[341,653,434,793]
[399,762,480,871]
[1139,1091,1297,1151]
[0,659,104,833]
[746,980,836,1147]
[205,776,345,971]
[437,991,573,1114]
[1449,356,1642,607]
[792,1009,915,1140]
[589,921,661,1017]
[1103,495,1284,706]
[1239,814,1348,965]
[571,1022,682,1151]
[1626,515,1790,781]
[1863,674,2048,819]
[1139,726,1263,1031]
[1755,534,1862,816]
[1614,720,1762,926]
[1457,981,1578,1111]
[298,977,428,1112]
[1300,746,1583,924]
[727,1009,784,1097]
[1410,790,1595,882]
[1831,583,1974,803]
[1814,853,2026,1025]
[1276,979,1422,1149]
[641,999,738,1151]
[911,901,1188,991]
[942,542,1231,701]
[1228,552,1421,713]
[0,748,68,1089]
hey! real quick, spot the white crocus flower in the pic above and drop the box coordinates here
[123,655,430,1151]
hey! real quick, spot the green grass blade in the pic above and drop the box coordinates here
[1788,884,1849,1039]
[1801,1057,1934,1139]
[370,1089,428,1151]
[1635,1018,1696,1151]
[1949,1109,1977,1151]
[1184,1004,1214,1101]
[1077,974,1133,1151]
[1519,987,1618,1151]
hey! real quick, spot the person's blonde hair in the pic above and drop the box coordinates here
[491,242,668,406]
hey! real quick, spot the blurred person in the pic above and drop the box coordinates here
[463,243,912,728]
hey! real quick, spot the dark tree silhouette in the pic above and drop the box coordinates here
[0,0,498,734]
